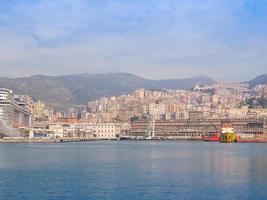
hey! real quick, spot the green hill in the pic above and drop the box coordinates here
[0,73,215,110]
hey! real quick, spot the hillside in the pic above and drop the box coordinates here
[0,73,214,110]
[247,74,267,88]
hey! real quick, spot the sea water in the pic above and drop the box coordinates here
[0,141,267,200]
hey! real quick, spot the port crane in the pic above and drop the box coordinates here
[146,114,157,140]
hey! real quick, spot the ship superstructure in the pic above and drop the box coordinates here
[219,122,237,143]
[0,88,31,130]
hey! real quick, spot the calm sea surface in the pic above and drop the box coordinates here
[0,141,267,200]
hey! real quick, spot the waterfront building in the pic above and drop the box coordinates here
[48,122,122,139]
[49,123,77,138]
[91,123,121,139]
[130,118,267,139]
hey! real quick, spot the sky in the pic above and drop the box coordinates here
[0,0,267,81]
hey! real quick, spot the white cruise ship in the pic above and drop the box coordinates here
[0,88,31,136]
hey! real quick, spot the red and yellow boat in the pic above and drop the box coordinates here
[202,133,220,142]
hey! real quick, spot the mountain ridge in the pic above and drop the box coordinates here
[246,74,267,88]
[0,73,217,110]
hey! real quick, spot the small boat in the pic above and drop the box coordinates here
[202,124,220,142]
[119,135,132,140]
[202,133,220,142]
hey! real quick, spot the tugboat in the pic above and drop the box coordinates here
[219,122,237,143]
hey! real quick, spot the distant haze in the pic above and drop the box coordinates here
[0,0,267,81]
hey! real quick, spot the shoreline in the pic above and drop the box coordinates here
[0,137,100,143]
[1,137,267,143]
[0,137,203,143]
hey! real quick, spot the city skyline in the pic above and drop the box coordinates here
[0,0,267,81]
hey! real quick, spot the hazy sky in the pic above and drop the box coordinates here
[0,0,267,81]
